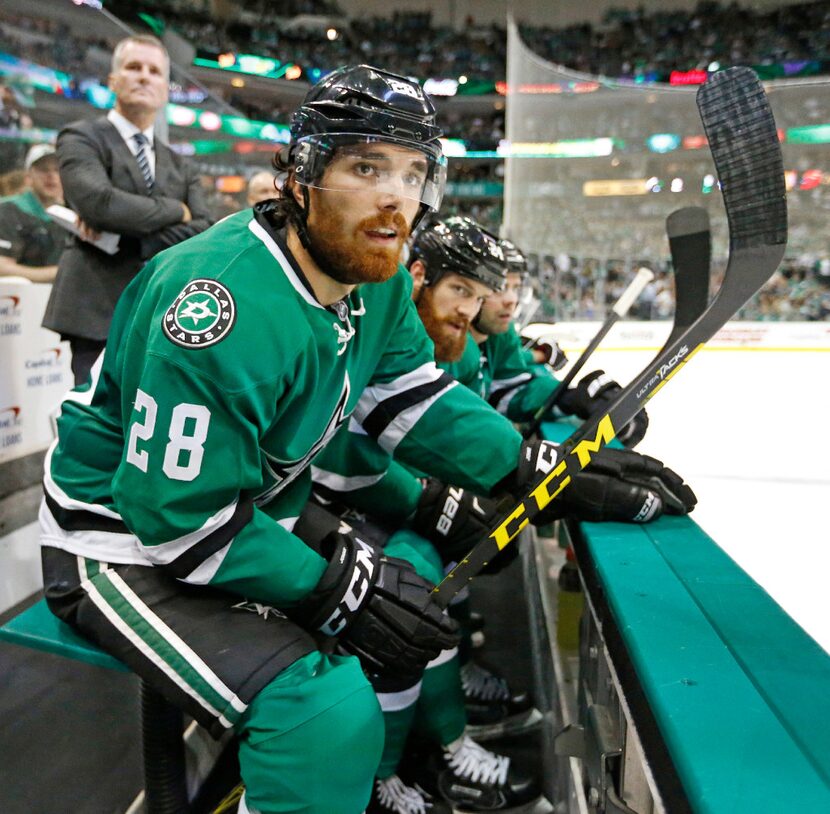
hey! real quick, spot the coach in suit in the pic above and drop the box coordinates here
[43,34,211,384]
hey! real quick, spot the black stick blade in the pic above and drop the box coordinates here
[697,67,787,251]
[666,207,711,338]
[666,206,710,241]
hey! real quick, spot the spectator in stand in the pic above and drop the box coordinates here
[0,83,33,131]
[0,144,65,283]
[42,34,211,385]
[0,168,26,197]
[246,170,280,205]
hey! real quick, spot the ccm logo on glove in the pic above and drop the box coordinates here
[320,538,375,636]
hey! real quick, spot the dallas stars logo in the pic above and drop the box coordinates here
[163,279,236,349]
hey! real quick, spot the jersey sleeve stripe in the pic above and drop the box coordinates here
[358,371,456,441]
[183,542,233,585]
[310,466,386,493]
[160,498,254,579]
[487,373,533,415]
[488,372,533,396]
[353,362,445,420]
[374,379,457,453]
[44,490,130,534]
[41,487,254,583]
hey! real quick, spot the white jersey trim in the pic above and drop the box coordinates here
[277,516,298,533]
[489,372,533,415]
[43,441,124,520]
[40,499,143,564]
[347,416,368,436]
[375,680,423,712]
[186,542,233,585]
[145,500,240,565]
[310,466,385,493]
[39,495,244,580]
[55,351,105,415]
[248,218,323,310]
[426,645,459,669]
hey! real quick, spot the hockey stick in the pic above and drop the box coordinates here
[662,206,712,350]
[435,67,787,606]
[522,266,654,439]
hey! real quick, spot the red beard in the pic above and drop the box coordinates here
[417,286,469,362]
[308,199,409,285]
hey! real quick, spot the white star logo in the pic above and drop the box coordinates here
[179,298,218,326]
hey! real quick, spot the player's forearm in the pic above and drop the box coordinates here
[393,387,523,496]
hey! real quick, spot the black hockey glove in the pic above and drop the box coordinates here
[412,479,518,574]
[512,439,697,524]
[557,370,649,448]
[288,530,459,686]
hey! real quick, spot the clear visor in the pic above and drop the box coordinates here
[293,133,447,212]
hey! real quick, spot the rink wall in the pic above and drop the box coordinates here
[525,469,830,812]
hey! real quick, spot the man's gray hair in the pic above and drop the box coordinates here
[111,35,170,78]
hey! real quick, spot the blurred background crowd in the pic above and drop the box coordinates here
[2,0,829,322]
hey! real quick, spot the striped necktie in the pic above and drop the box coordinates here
[133,133,154,193]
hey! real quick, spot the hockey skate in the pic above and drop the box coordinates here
[409,734,542,813]
[461,660,542,741]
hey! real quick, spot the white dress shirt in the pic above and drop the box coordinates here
[107,108,156,178]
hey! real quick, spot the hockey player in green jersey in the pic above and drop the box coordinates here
[37,65,591,814]
[466,238,649,447]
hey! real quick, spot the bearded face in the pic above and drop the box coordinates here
[299,140,427,286]
[307,193,410,285]
[416,283,473,362]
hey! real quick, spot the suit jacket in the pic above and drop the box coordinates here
[43,115,211,341]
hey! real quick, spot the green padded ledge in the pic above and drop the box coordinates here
[538,421,830,810]
[581,520,830,811]
[0,598,128,672]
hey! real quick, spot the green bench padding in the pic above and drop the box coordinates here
[0,598,128,672]
[539,420,830,809]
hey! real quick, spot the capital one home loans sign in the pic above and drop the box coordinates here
[0,281,71,464]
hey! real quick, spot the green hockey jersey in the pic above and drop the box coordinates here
[463,326,562,422]
[41,209,522,606]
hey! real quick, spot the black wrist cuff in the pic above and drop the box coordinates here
[289,533,379,637]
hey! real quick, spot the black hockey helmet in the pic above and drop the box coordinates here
[286,65,446,221]
[409,216,507,292]
[499,238,529,281]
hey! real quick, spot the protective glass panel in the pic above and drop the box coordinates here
[502,17,830,321]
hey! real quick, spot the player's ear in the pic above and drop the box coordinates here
[409,259,426,292]
[287,174,304,209]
